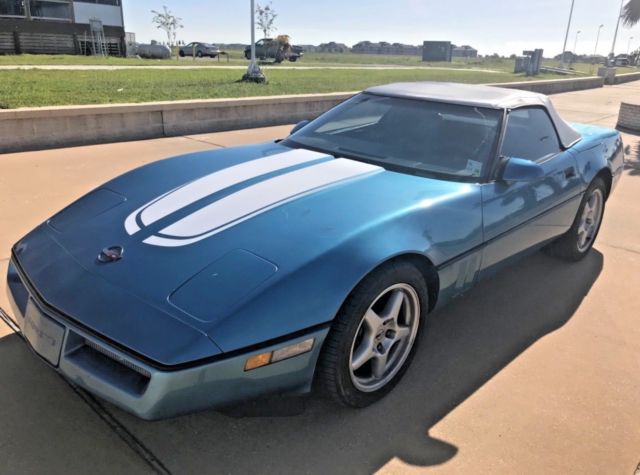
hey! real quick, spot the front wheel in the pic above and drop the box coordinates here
[546,177,606,261]
[317,261,428,407]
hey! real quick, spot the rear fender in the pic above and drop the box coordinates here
[571,129,624,195]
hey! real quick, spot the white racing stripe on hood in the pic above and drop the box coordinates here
[124,148,329,235]
[143,158,383,248]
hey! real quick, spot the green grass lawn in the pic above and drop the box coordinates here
[0,52,248,66]
[1,51,619,109]
[0,67,566,109]
[0,51,518,71]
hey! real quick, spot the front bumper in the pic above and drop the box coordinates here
[6,259,329,420]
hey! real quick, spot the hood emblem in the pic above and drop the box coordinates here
[98,246,124,263]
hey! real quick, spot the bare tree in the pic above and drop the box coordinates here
[256,2,277,39]
[151,6,183,47]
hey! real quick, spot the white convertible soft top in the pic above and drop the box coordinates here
[365,82,582,148]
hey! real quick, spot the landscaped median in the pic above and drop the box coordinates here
[0,75,605,154]
[0,67,534,109]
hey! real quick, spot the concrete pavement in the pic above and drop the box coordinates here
[1,82,639,474]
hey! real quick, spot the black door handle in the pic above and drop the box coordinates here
[564,167,576,179]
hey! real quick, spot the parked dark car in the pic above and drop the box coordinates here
[179,42,220,58]
[244,38,303,63]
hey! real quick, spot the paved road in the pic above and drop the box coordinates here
[1,82,639,474]
[0,64,502,73]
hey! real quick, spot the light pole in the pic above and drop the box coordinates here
[628,36,635,54]
[573,29,582,56]
[561,0,576,68]
[609,0,624,64]
[242,0,267,83]
[594,24,604,55]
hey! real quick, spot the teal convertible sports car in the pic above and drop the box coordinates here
[6,83,624,419]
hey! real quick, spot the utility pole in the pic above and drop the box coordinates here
[574,29,581,56]
[594,24,604,55]
[242,0,267,83]
[561,0,576,68]
[609,0,624,63]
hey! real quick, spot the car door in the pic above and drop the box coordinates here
[255,40,265,58]
[479,107,584,277]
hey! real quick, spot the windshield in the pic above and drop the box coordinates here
[283,93,503,180]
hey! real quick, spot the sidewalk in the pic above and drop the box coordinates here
[1,83,639,474]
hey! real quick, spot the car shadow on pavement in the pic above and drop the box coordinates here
[624,141,640,177]
[0,332,156,474]
[96,249,603,474]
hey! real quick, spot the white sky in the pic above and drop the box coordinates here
[123,0,639,56]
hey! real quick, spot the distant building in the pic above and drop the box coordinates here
[452,44,478,58]
[298,44,318,53]
[0,0,126,56]
[318,41,350,53]
[422,41,452,62]
[352,41,421,56]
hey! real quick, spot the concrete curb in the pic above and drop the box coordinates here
[487,76,604,95]
[0,77,605,154]
[614,72,640,85]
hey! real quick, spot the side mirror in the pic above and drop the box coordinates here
[500,157,545,183]
[290,120,310,135]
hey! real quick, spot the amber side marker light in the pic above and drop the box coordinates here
[244,338,315,371]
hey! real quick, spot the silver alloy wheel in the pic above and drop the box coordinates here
[349,283,421,392]
[577,188,604,253]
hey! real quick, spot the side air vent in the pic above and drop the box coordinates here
[65,332,151,396]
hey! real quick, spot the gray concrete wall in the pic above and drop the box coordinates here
[487,76,604,95]
[0,77,607,154]
[614,72,640,85]
[0,93,353,154]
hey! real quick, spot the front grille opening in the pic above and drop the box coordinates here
[66,335,151,396]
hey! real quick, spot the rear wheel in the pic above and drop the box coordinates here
[546,177,606,261]
[196,51,203,58]
[317,261,428,407]
[179,50,185,57]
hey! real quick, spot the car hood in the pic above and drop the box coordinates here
[15,143,475,356]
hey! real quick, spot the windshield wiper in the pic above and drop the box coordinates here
[336,147,388,161]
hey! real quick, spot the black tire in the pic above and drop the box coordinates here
[196,51,203,58]
[289,56,298,62]
[179,50,185,57]
[316,260,428,408]
[545,177,607,261]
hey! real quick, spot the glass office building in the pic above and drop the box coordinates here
[0,0,125,55]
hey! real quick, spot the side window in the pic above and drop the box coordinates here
[501,108,561,161]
